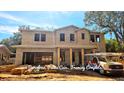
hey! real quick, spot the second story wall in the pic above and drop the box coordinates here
[55,26,79,46]
[21,30,55,45]
[76,29,90,45]
[20,25,106,52]
[55,27,91,46]
[89,32,106,52]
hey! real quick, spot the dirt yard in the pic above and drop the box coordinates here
[0,70,124,81]
[0,65,124,81]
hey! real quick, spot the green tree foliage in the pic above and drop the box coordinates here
[84,11,124,45]
[106,39,124,52]
[0,32,21,53]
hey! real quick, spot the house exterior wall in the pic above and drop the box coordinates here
[76,29,90,45]
[89,32,106,52]
[55,27,92,46]
[15,48,87,66]
[15,25,106,66]
[15,48,23,65]
[55,26,78,46]
[20,27,105,51]
[22,31,55,45]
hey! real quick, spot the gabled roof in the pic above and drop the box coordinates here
[75,28,104,34]
[75,28,91,32]
[0,44,12,54]
[55,25,80,31]
[19,25,104,34]
[19,25,80,32]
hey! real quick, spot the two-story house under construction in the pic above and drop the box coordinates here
[13,25,106,67]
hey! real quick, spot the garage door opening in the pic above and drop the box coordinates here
[22,52,53,66]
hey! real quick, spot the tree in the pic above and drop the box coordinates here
[84,11,124,45]
[106,39,124,52]
[0,32,21,53]
[106,39,119,52]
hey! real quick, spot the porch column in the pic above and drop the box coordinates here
[69,48,72,68]
[57,47,60,67]
[81,48,84,66]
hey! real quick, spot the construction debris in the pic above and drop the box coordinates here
[11,66,27,75]
[44,64,58,70]
[24,67,35,75]
[0,65,16,72]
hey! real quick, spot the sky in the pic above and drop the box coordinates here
[0,11,111,41]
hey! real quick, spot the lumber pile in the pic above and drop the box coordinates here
[11,67,27,75]
[24,67,35,75]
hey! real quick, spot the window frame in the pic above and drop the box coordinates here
[34,33,40,41]
[60,33,65,42]
[81,33,85,40]
[96,35,100,43]
[70,33,75,41]
[90,35,95,42]
[41,34,46,42]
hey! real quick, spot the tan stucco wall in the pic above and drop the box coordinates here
[21,27,105,51]
[20,26,105,52]
[55,27,78,46]
[89,32,106,52]
[76,29,90,45]
[15,48,23,65]
[22,31,55,45]
[55,27,93,47]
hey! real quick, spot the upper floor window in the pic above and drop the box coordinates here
[96,35,100,42]
[81,33,85,39]
[34,33,40,41]
[90,35,95,42]
[60,33,65,41]
[70,34,75,41]
[41,34,46,41]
